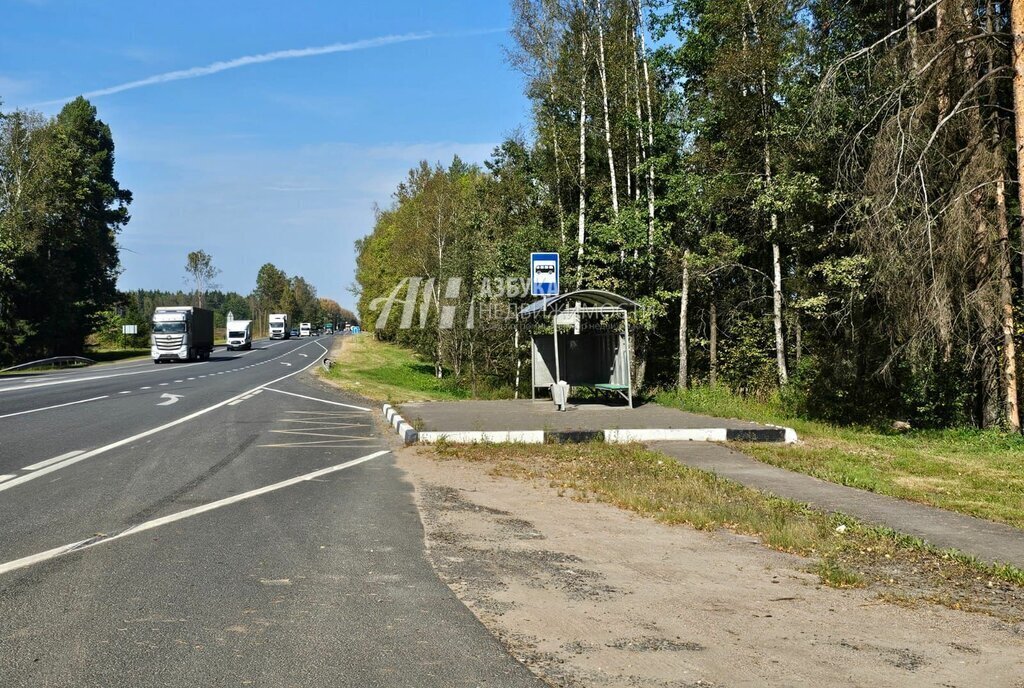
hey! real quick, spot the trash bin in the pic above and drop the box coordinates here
[550,381,570,411]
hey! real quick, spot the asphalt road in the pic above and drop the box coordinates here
[0,336,541,687]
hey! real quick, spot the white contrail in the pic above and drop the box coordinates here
[32,31,456,107]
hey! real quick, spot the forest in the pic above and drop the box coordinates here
[355,0,1024,430]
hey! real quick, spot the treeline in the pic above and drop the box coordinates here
[92,267,357,346]
[0,97,131,363]
[356,0,1024,430]
[251,263,356,337]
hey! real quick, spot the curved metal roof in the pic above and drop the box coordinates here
[519,289,640,316]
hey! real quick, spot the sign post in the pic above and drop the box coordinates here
[531,252,561,388]
[530,252,560,297]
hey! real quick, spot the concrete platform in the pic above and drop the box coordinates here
[384,400,796,444]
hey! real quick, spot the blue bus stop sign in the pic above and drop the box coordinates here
[531,252,560,296]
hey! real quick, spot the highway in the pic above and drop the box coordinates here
[0,336,540,687]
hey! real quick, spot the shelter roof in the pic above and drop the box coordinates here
[519,289,640,317]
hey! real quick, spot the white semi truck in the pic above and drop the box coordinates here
[151,306,214,363]
[269,313,290,339]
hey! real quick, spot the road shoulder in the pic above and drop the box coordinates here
[396,446,1024,687]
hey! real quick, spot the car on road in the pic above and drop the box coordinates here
[290,328,299,337]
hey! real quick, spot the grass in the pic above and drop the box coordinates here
[430,441,1024,618]
[656,386,1024,530]
[319,334,470,403]
[84,347,150,364]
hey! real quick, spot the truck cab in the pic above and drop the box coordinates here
[299,322,312,337]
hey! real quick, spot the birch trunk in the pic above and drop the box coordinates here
[907,0,918,71]
[709,301,718,387]
[677,249,690,389]
[995,175,1021,431]
[597,0,619,218]
[635,0,656,275]
[747,0,787,384]
[772,240,788,385]
[577,32,589,290]
[1014,0,1024,295]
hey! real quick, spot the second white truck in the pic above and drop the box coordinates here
[269,313,290,339]
[226,319,253,351]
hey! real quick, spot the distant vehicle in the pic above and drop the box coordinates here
[151,307,214,363]
[324,323,334,335]
[290,328,299,338]
[226,319,253,351]
[299,322,312,337]
[269,313,289,339]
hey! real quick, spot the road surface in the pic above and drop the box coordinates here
[0,337,540,687]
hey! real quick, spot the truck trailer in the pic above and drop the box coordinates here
[151,306,214,363]
[269,313,290,339]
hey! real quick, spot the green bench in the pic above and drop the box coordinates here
[589,383,632,406]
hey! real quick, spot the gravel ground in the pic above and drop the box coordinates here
[397,447,1024,687]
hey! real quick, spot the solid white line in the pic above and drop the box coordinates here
[0,538,94,576]
[0,475,15,484]
[0,395,109,420]
[260,387,370,411]
[0,449,389,576]
[0,341,330,496]
[23,449,84,471]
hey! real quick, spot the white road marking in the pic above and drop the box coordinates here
[261,387,371,411]
[0,340,329,495]
[119,390,131,394]
[298,353,308,358]
[23,450,84,471]
[0,475,15,484]
[140,386,151,390]
[0,363,201,394]
[159,383,168,386]
[174,380,183,383]
[0,395,110,420]
[157,393,183,406]
[0,449,389,576]
[280,363,292,367]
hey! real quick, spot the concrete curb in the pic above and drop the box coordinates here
[382,405,797,445]
[381,404,418,444]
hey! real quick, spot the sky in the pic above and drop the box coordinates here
[1,0,531,310]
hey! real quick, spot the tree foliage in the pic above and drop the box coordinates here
[0,97,131,362]
[353,0,1024,430]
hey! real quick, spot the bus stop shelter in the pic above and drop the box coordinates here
[518,289,639,408]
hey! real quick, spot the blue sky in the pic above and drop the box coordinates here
[1,0,530,309]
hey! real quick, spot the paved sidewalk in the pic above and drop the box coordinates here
[653,442,1024,570]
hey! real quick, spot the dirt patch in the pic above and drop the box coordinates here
[398,447,1024,687]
